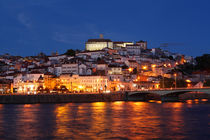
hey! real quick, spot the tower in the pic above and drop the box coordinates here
[99,34,104,39]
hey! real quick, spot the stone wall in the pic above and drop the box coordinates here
[0,93,125,104]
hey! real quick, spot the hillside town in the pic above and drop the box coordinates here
[0,36,209,94]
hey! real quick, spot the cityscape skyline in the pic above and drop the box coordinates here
[0,1,210,139]
[1,0,210,57]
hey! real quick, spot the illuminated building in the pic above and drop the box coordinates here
[13,72,44,94]
[113,41,134,48]
[14,77,44,94]
[0,79,12,94]
[59,74,109,93]
[85,38,113,51]
[136,40,147,50]
[44,73,57,91]
[132,81,160,90]
[79,76,108,92]
[108,65,122,75]
[125,60,140,71]
[58,74,79,92]
[16,81,42,94]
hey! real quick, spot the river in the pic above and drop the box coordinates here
[0,101,209,139]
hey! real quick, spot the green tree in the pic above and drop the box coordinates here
[64,49,76,56]
[195,54,210,70]
[204,79,210,87]
[176,79,187,88]
[177,63,194,75]
[160,78,174,88]
[38,52,47,57]
[133,68,137,74]
[160,78,187,88]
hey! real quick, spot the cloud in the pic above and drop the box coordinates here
[53,31,90,45]
[52,23,101,45]
[17,13,32,29]
[53,32,73,44]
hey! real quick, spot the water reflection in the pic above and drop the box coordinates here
[0,104,3,137]
[0,102,209,139]
[54,104,71,137]
[167,103,185,139]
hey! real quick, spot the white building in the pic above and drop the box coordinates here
[76,50,105,59]
[79,64,87,75]
[62,63,78,74]
[54,65,62,76]
[136,40,147,50]
[13,72,44,93]
[113,41,134,48]
[59,75,109,92]
[96,62,108,71]
[85,39,113,51]
[126,44,142,55]
[48,55,67,61]
[108,65,122,75]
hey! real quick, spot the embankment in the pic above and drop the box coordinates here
[0,93,125,104]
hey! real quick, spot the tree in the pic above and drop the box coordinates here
[176,79,187,88]
[195,54,210,70]
[133,68,137,74]
[37,86,44,93]
[204,79,210,87]
[64,49,76,56]
[38,52,47,57]
[177,63,194,75]
[60,85,69,93]
[159,78,187,88]
[160,78,174,88]
[168,56,174,60]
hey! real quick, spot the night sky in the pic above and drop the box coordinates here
[0,0,210,57]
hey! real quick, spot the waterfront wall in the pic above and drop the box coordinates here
[0,93,125,104]
[0,92,209,104]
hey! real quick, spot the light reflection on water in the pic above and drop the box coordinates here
[0,102,209,140]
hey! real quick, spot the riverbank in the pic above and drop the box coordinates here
[0,92,209,104]
[0,93,125,104]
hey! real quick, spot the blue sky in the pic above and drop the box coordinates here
[0,0,210,56]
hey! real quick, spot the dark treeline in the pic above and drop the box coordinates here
[178,54,210,74]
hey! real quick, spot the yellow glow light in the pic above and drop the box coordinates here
[148,100,156,103]
[151,64,156,68]
[187,84,191,87]
[186,79,191,83]
[194,99,199,102]
[78,85,83,89]
[142,66,147,70]
[156,101,162,104]
[201,99,208,102]
[128,68,133,72]
[186,100,193,104]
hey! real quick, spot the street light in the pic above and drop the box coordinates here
[142,66,148,70]
[151,64,156,68]
[174,73,177,89]
[128,67,133,72]
[186,79,191,88]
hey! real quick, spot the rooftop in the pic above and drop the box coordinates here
[86,39,112,42]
